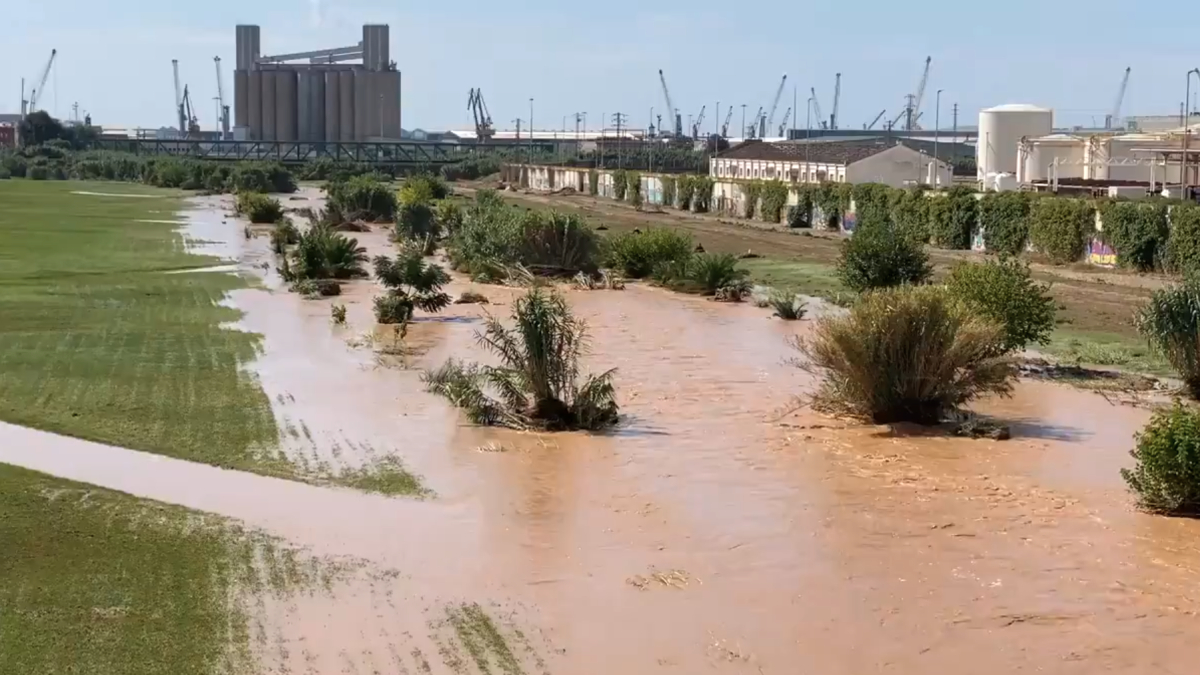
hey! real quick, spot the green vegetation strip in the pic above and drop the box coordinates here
[0,180,279,471]
[0,463,254,675]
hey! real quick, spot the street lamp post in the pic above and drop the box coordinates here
[529,98,534,166]
[1185,69,1200,197]
[805,97,812,177]
[741,104,746,140]
[934,89,943,186]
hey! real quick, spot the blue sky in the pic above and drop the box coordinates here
[3,0,1197,132]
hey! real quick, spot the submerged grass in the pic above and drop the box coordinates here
[328,455,431,498]
[444,603,525,675]
[0,463,251,675]
[0,180,280,472]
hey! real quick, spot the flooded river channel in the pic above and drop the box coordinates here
[4,192,1200,674]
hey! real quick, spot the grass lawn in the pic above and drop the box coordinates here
[0,463,255,675]
[0,180,280,472]
[1040,328,1173,378]
[738,257,852,304]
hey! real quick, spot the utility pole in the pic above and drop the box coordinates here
[805,97,812,176]
[741,104,746,140]
[934,89,942,186]
[952,103,958,169]
[529,98,534,167]
[612,112,627,169]
[792,83,797,141]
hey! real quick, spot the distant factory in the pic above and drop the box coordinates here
[233,24,401,142]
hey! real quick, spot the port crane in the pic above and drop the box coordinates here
[830,73,841,130]
[214,56,230,138]
[1106,66,1131,130]
[26,49,58,114]
[865,109,886,130]
[658,69,682,138]
[692,105,706,139]
[720,107,734,138]
[903,56,931,131]
[777,107,792,137]
[467,88,495,141]
[746,106,764,138]
[764,74,788,137]
[811,88,826,130]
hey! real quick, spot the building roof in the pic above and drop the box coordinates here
[983,103,1052,113]
[715,139,936,166]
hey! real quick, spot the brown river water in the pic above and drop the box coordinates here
[3,191,1200,674]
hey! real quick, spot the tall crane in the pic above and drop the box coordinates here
[1106,66,1132,130]
[692,105,706,139]
[27,49,58,113]
[467,88,495,141]
[866,109,886,130]
[765,74,788,136]
[905,56,932,131]
[173,59,186,134]
[214,56,230,138]
[830,73,841,130]
[181,85,200,137]
[721,107,734,138]
[658,69,682,137]
[777,107,792,137]
[811,88,825,130]
[747,106,764,138]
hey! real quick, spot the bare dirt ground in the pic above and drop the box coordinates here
[3,188,1200,674]
[462,182,1166,344]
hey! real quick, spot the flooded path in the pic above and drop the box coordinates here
[4,191,1200,673]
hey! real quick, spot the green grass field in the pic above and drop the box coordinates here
[0,180,280,471]
[0,463,255,675]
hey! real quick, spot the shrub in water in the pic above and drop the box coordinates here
[605,228,694,278]
[794,285,1015,424]
[400,173,450,204]
[653,252,749,297]
[290,225,369,280]
[946,257,1056,354]
[326,175,398,222]
[331,304,348,325]
[1122,403,1200,515]
[769,292,806,320]
[422,288,619,431]
[236,192,284,224]
[1136,280,1200,398]
[513,211,602,276]
[836,224,932,293]
[372,248,452,319]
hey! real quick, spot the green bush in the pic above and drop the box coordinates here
[814,182,850,229]
[692,176,714,213]
[980,192,1032,256]
[1098,200,1169,272]
[230,162,295,193]
[946,257,1056,353]
[741,181,763,219]
[851,183,896,230]
[326,175,398,222]
[653,252,748,296]
[769,292,806,320]
[929,187,978,250]
[759,182,789,224]
[661,176,677,208]
[400,173,449,203]
[290,225,370,281]
[836,224,932,293]
[627,171,642,207]
[269,221,300,254]
[677,175,697,211]
[446,193,602,278]
[372,249,452,320]
[890,187,930,243]
[0,167,10,180]
[1122,403,1200,515]
[1136,280,1200,398]
[588,169,599,196]
[794,285,1016,424]
[1028,197,1094,264]
[1167,203,1200,274]
[606,228,694,278]
[435,200,464,234]
[236,192,284,224]
[1,154,28,178]
[611,169,627,201]
[28,165,50,180]
[788,188,814,228]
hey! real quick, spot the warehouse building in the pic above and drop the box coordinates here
[233,24,401,142]
[710,139,951,188]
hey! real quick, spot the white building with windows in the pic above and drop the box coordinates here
[709,139,952,188]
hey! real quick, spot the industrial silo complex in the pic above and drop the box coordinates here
[233,24,401,142]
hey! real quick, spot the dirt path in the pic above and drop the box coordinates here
[463,184,1165,341]
[3,192,1199,673]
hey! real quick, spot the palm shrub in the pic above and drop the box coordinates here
[605,228,694,278]
[422,288,619,431]
[1028,196,1094,264]
[326,175,398,222]
[946,257,1055,354]
[1136,280,1200,398]
[236,192,284,223]
[396,199,440,254]
[653,252,749,297]
[372,249,452,324]
[1097,200,1168,272]
[794,285,1016,424]
[836,224,932,293]
[1122,403,1200,515]
[290,225,369,281]
[769,292,806,320]
[514,211,602,276]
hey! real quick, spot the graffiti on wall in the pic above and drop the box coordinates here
[971,228,986,252]
[1087,237,1117,267]
[841,211,857,234]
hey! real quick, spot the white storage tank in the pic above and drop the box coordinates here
[978,104,1053,182]
[1024,134,1084,182]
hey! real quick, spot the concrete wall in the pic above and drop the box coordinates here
[846,145,953,187]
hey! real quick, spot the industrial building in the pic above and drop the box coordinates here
[977,102,1200,193]
[233,24,401,142]
[710,139,952,188]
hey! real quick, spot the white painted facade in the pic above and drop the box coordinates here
[708,144,951,189]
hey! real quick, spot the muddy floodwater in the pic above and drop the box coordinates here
[4,191,1200,674]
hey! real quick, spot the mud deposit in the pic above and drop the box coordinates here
[4,192,1200,674]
